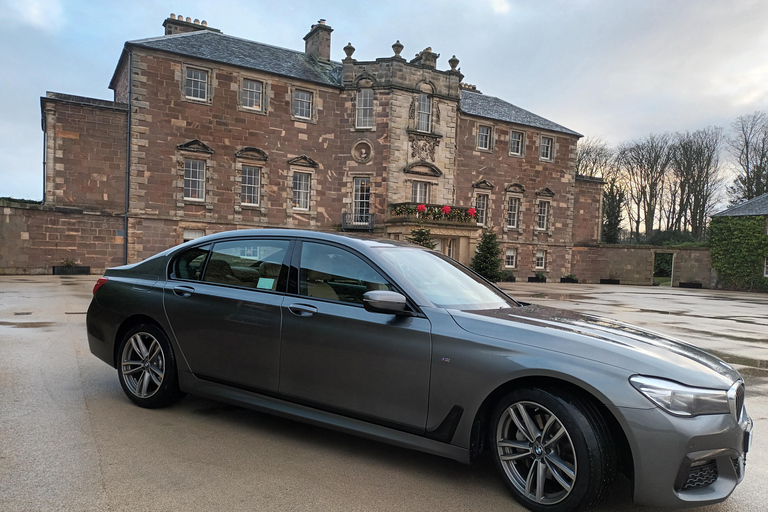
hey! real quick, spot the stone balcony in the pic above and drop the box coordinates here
[387,202,477,227]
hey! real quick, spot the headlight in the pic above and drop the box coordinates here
[629,375,730,417]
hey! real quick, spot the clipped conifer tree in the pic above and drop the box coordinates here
[471,232,502,282]
[407,227,437,249]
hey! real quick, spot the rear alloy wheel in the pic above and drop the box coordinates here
[491,388,616,512]
[118,324,184,408]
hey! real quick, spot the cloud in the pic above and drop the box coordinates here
[488,0,511,14]
[4,0,64,31]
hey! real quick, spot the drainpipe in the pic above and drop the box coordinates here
[124,50,132,265]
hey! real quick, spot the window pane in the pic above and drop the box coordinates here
[299,242,391,304]
[540,136,553,160]
[507,197,519,228]
[242,79,262,109]
[292,172,311,209]
[537,201,549,230]
[411,181,429,204]
[510,132,523,155]
[356,89,374,128]
[476,194,488,225]
[241,166,260,205]
[293,90,312,118]
[173,245,210,280]
[478,126,491,150]
[535,250,546,269]
[184,159,205,199]
[185,68,208,100]
[417,93,431,132]
[505,248,516,268]
[353,177,371,223]
[203,240,290,289]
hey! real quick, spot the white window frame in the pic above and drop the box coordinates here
[185,67,209,101]
[475,193,489,226]
[477,125,492,150]
[417,93,432,132]
[241,79,263,111]
[536,200,550,231]
[356,89,374,129]
[540,135,554,161]
[506,196,520,228]
[764,256,768,278]
[240,165,261,206]
[411,181,430,204]
[353,177,371,223]
[292,172,311,210]
[505,248,517,268]
[293,89,313,119]
[509,131,524,156]
[535,250,547,270]
[183,158,206,200]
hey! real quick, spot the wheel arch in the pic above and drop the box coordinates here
[113,314,169,367]
[469,375,634,479]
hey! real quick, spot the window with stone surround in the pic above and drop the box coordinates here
[240,165,261,205]
[417,93,432,132]
[241,79,263,110]
[536,200,550,231]
[412,181,430,204]
[540,135,554,161]
[535,249,547,269]
[509,131,524,156]
[505,248,517,268]
[356,89,374,129]
[183,159,206,200]
[506,196,520,228]
[292,172,311,210]
[293,89,313,119]
[184,67,209,101]
[477,125,492,150]
[475,193,489,225]
[764,257,768,277]
[353,177,371,223]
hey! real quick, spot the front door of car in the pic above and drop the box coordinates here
[279,241,432,432]
[163,238,292,394]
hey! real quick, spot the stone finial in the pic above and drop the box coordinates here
[343,42,355,60]
[392,40,404,58]
[448,55,459,71]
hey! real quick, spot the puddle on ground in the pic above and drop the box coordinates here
[516,293,592,301]
[674,328,768,344]
[0,321,55,329]
[14,312,32,316]
[65,312,87,315]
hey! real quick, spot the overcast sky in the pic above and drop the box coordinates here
[2,0,767,200]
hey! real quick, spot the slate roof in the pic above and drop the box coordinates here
[712,192,768,217]
[126,30,343,88]
[460,90,581,137]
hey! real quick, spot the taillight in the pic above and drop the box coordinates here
[93,277,108,294]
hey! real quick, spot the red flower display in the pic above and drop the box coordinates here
[416,204,426,213]
[441,205,451,215]
[468,207,476,217]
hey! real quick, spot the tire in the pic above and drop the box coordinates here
[490,387,616,512]
[117,323,185,408]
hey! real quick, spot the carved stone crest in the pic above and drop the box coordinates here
[409,133,441,162]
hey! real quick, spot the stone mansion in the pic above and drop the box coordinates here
[1,15,603,277]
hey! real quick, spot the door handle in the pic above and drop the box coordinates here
[173,285,195,297]
[288,304,318,317]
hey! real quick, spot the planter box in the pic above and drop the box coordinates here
[678,282,703,289]
[52,265,90,275]
[528,277,546,283]
[560,277,579,283]
[600,278,620,285]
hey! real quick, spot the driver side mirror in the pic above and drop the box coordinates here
[363,290,408,315]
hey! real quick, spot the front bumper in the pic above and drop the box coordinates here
[614,404,752,508]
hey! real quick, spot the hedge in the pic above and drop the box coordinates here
[709,216,768,292]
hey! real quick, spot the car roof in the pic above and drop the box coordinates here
[181,229,416,252]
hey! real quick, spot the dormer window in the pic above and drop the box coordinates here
[417,93,432,132]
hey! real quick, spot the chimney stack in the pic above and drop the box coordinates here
[162,14,220,35]
[303,19,333,62]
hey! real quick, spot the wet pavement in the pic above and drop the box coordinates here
[0,276,765,511]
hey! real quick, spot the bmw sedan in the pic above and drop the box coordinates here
[86,229,752,512]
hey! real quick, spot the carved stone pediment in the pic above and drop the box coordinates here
[235,147,269,161]
[403,161,443,177]
[177,139,213,154]
[536,187,555,197]
[473,179,494,190]
[408,131,442,162]
[287,155,319,168]
[505,183,526,194]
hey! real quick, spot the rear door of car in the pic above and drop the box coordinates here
[278,240,432,432]
[163,237,293,393]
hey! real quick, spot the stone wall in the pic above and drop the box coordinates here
[573,175,603,244]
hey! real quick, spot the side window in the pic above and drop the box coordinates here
[172,245,211,281]
[298,242,391,304]
[202,239,290,290]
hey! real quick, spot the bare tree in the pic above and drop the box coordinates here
[575,136,613,177]
[726,111,768,204]
[617,134,673,239]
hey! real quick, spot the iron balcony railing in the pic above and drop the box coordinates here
[342,212,375,232]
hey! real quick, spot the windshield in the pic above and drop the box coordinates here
[376,247,515,310]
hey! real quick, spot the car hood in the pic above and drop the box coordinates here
[449,304,740,389]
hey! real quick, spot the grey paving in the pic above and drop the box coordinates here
[0,276,764,511]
